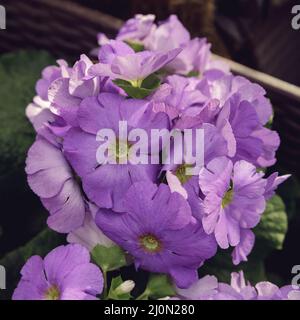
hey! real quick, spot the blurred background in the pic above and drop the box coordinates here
[0,0,299,298]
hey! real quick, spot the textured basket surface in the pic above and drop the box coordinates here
[0,0,122,60]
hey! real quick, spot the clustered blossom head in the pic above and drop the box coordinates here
[13,244,103,300]
[19,13,292,297]
[175,271,300,300]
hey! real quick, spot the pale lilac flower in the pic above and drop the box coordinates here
[146,15,228,75]
[150,75,206,120]
[96,182,217,288]
[198,157,266,255]
[49,55,100,126]
[13,244,103,300]
[63,92,169,212]
[264,172,291,200]
[175,271,300,300]
[216,95,279,167]
[88,40,181,85]
[67,211,114,252]
[26,60,69,135]
[116,14,155,43]
[25,138,86,233]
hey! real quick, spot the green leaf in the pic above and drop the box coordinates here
[125,41,145,52]
[254,195,288,251]
[0,50,56,176]
[91,244,127,272]
[0,228,65,300]
[200,248,266,284]
[276,173,300,221]
[113,74,161,99]
[143,274,175,300]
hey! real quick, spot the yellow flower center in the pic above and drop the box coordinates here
[45,285,60,300]
[175,164,193,184]
[222,187,234,208]
[139,234,162,253]
[109,139,131,163]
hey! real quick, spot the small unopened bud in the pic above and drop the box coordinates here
[158,296,171,300]
[116,280,135,294]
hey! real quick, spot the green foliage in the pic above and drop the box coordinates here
[0,229,65,300]
[137,274,175,300]
[113,74,161,99]
[276,174,300,221]
[0,50,55,176]
[91,244,127,272]
[254,195,288,252]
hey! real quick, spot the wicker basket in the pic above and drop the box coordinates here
[0,0,122,60]
[0,0,299,177]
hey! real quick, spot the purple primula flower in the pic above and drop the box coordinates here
[116,14,155,43]
[175,275,219,300]
[216,94,279,167]
[25,138,86,233]
[202,74,273,125]
[175,271,300,300]
[26,60,69,134]
[146,15,190,52]
[49,54,100,126]
[67,210,114,252]
[150,75,206,120]
[146,15,228,76]
[198,157,267,260]
[88,40,181,85]
[163,123,229,220]
[36,60,70,101]
[251,127,280,167]
[13,244,103,300]
[26,96,54,133]
[96,182,217,288]
[175,272,256,300]
[98,40,135,64]
[63,92,169,212]
[264,172,291,200]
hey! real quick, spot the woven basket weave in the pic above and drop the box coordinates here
[0,0,299,177]
[0,0,122,60]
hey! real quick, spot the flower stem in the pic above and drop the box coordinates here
[102,270,108,299]
[136,289,150,300]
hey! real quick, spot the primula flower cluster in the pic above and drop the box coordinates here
[15,14,294,299]
[175,271,300,300]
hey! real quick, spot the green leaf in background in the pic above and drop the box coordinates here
[113,74,161,99]
[0,228,65,300]
[0,51,56,265]
[254,195,288,252]
[276,173,300,221]
[137,274,175,300]
[0,50,56,176]
[91,244,127,272]
[199,248,266,285]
